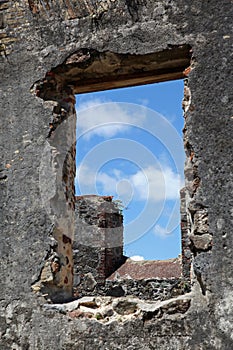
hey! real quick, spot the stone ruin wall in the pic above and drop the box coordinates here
[73,195,125,296]
[74,195,189,300]
[0,0,233,349]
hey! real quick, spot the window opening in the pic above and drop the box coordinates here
[32,46,192,302]
[75,80,184,261]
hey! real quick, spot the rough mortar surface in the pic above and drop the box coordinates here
[0,0,233,349]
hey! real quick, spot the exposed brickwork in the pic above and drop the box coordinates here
[26,0,125,21]
[74,195,190,300]
[180,187,191,280]
[74,195,124,296]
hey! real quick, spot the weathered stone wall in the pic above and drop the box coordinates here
[80,276,189,300]
[74,195,124,296]
[0,0,233,349]
[180,187,191,280]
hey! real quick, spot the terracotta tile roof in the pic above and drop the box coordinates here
[107,257,182,280]
[75,195,113,201]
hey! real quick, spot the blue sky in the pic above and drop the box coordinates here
[75,80,185,260]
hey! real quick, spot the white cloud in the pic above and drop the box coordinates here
[96,171,119,194]
[137,98,149,106]
[76,98,107,112]
[116,179,133,199]
[131,165,183,202]
[76,164,120,196]
[76,99,145,139]
[153,224,171,238]
[76,163,183,205]
[76,164,95,186]
[130,255,145,261]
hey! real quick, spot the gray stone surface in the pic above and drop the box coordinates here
[0,0,233,349]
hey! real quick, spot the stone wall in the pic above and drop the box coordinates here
[30,65,77,302]
[75,258,190,300]
[0,0,233,349]
[73,195,125,296]
[73,196,189,300]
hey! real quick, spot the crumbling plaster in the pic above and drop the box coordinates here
[0,0,233,349]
